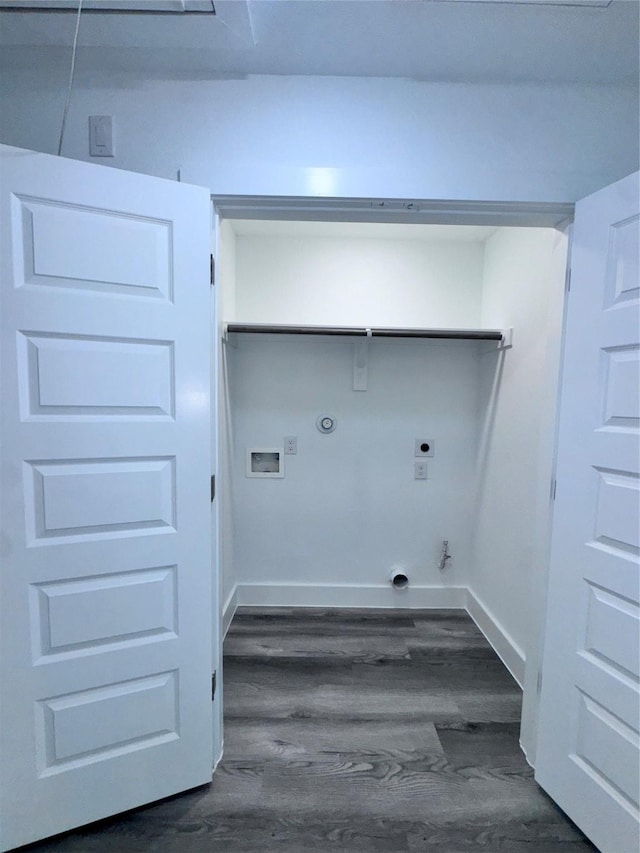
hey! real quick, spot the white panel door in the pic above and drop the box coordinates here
[535,172,640,852]
[0,145,214,851]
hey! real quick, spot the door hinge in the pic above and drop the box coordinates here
[211,671,217,701]
[537,669,543,696]
[211,474,215,502]
[565,267,571,292]
[551,478,557,501]
[210,254,215,287]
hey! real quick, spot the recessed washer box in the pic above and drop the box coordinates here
[246,448,284,478]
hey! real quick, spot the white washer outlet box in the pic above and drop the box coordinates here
[246,448,284,478]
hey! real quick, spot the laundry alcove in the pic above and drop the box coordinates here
[214,211,570,761]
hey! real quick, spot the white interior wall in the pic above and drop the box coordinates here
[226,229,494,609]
[0,69,637,203]
[221,228,502,619]
[234,232,485,327]
[469,226,568,703]
[229,335,478,609]
[217,219,238,634]
[515,228,570,763]
[224,222,567,709]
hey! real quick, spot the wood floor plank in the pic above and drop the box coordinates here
[436,721,525,759]
[224,657,462,694]
[406,654,520,686]
[152,814,414,852]
[407,638,503,657]
[411,612,485,636]
[223,717,446,762]
[224,632,412,661]
[454,692,524,723]
[260,755,467,820]
[229,612,418,635]
[224,679,463,722]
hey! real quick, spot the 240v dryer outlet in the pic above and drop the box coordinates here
[415,439,435,457]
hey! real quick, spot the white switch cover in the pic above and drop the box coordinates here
[89,115,115,157]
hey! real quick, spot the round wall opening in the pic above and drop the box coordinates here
[390,572,409,590]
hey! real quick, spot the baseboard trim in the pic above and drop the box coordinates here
[235,583,467,610]
[519,738,535,769]
[222,585,238,638]
[213,742,223,774]
[465,589,526,688]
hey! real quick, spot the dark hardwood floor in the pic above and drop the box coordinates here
[22,608,597,852]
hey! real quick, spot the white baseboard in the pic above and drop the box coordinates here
[236,582,467,610]
[213,742,223,774]
[222,584,238,638]
[465,589,526,688]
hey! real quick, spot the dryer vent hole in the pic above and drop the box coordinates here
[391,573,409,589]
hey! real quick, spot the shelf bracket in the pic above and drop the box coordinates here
[221,323,238,348]
[353,330,371,391]
[497,328,514,350]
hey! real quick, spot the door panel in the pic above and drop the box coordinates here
[535,172,640,853]
[16,194,172,298]
[18,332,175,417]
[0,145,214,851]
[31,565,177,656]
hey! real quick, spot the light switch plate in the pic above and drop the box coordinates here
[89,115,115,157]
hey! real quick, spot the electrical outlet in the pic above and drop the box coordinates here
[284,436,297,455]
[414,460,428,480]
[415,438,434,457]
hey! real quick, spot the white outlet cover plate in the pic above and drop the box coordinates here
[414,460,428,480]
[415,439,434,457]
[284,436,297,455]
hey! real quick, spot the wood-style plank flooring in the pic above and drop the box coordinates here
[23,608,597,852]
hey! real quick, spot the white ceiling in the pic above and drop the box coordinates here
[0,0,638,86]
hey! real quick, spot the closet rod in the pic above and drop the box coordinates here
[227,324,368,337]
[225,323,504,342]
[373,328,503,341]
